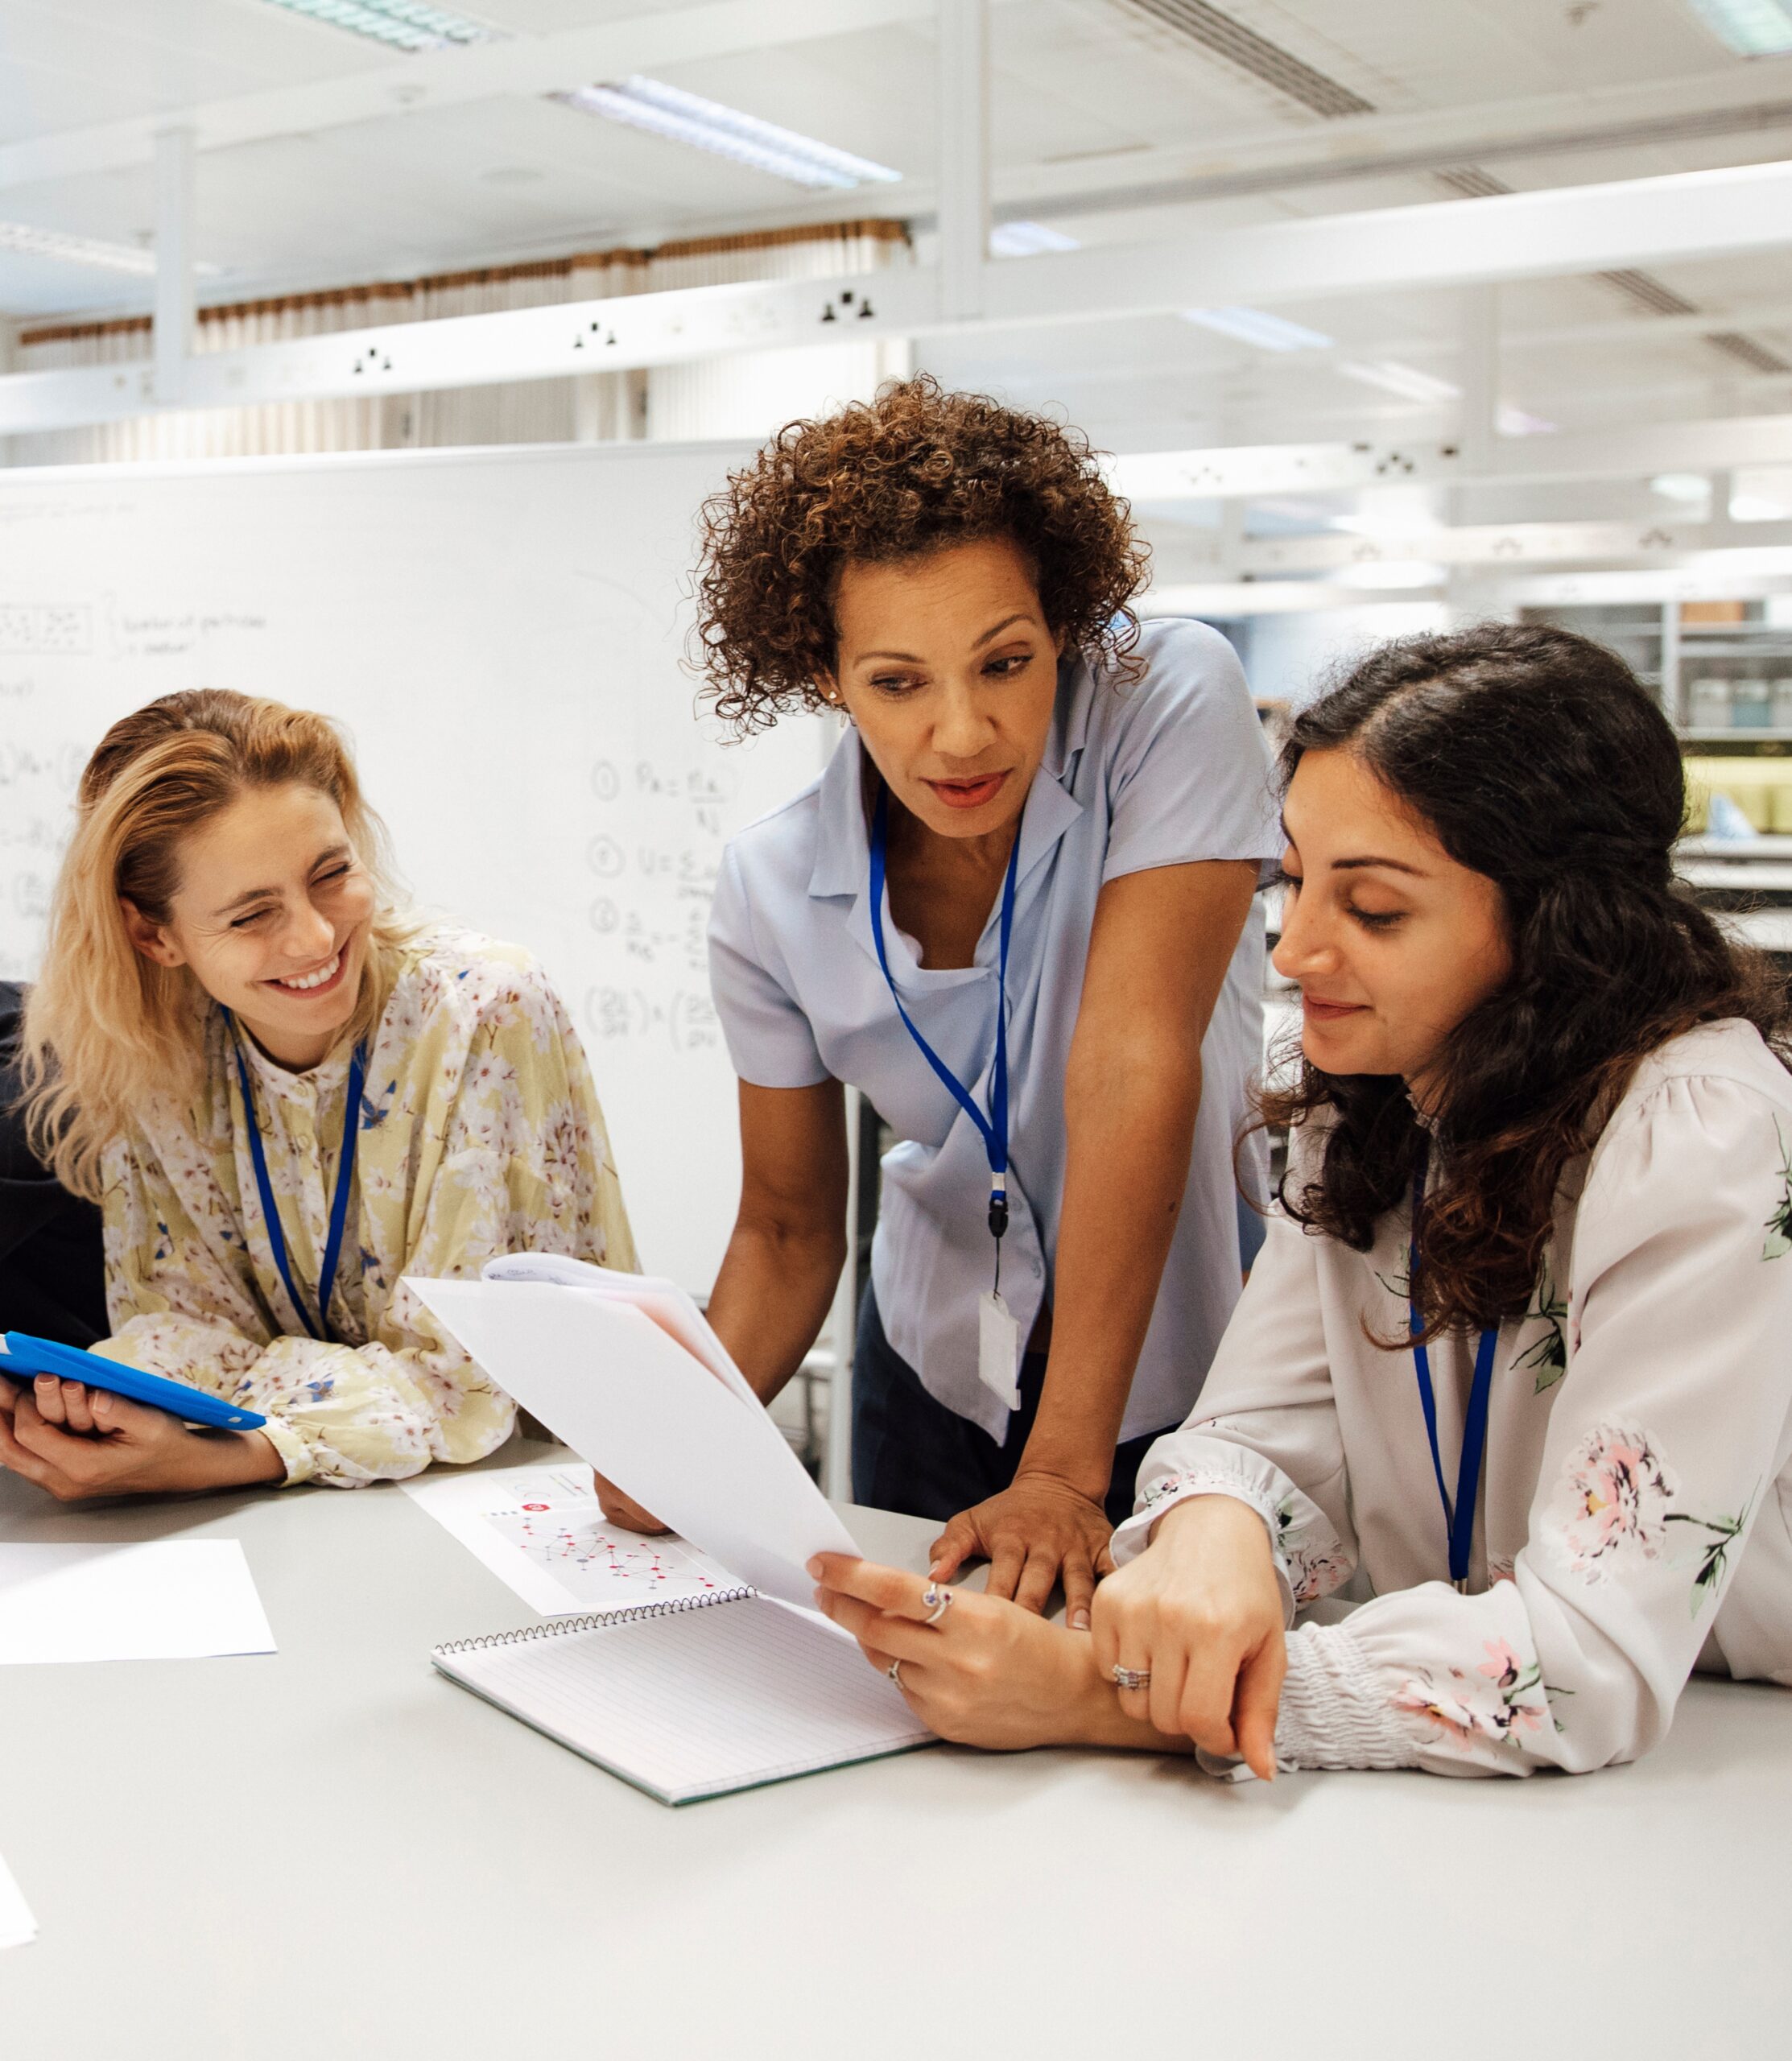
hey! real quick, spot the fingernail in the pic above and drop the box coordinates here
[1070,1609,1090,1631]
[927,1563,944,1580]
[805,1557,823,1579]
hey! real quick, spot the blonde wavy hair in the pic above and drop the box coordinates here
[20,689,416,1200]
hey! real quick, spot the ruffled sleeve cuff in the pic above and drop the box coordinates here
[1109,1470,1298,1628]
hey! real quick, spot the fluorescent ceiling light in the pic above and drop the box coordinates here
[1731,492,1792,519]
[990,221,1080,257]
[1338,358,1462,403]
[1652,472,1711,502]
[1497,404,1558,436]
[559,77,900,191]
[1687,0,1792,57]
[0,221,221,277]
[257,0,497,51]
[1335,560,1449,590]
[1183,304,1333,352]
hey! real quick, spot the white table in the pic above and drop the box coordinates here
[3,1435,1790,2059]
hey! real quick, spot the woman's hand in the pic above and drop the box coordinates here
[590,1468,668,1534]
[0,1378,284,1501]
[811,1552,1174,1753]
[927,1468,1115,1627]
[1089,1493,1286,1779]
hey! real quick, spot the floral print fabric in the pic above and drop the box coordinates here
[95,928,638,1486]
[1112,1018,1792,1777]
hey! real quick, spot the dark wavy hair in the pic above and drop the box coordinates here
[1261,621,1792,1341]
[692,374,1149,734]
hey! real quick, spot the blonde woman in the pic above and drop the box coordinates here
[2,688,635,1501]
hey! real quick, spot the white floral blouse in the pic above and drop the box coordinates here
[93,928,638,1488]
[1111,1018,1792,1776]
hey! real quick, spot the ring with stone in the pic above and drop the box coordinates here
[1110,1662,1152,1692]
[887,1657,903,1686]
[921,1583,953,1626]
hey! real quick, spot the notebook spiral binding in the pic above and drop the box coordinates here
[435,1584,756,1657]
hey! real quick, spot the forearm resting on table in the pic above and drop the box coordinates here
[1023,1041,1201,1498]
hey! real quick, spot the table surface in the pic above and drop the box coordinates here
[3,1436,1790,2061]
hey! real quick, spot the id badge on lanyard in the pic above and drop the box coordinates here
[867,784,1024,1409]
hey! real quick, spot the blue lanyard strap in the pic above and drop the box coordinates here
[225,1011,367,1347]
[1409,1163,1500,1592]
[868,783,1021,1244]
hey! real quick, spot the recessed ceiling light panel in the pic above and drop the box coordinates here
[989,221,1080,257]
[1687,0,1792,57]
[559,76,900,191]
[258,0,498,54]
[1337,357,1462,403]
[1182,304,1333,351]
[0,221,225,277]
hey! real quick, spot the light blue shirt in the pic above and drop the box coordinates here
[708,618,1278,1443]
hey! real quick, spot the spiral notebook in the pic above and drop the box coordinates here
[432,1587,935,1805]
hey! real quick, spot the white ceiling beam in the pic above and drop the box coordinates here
[1228,518,1792,576]
[1114,414,1792,503]
[0,0,935,193]
[989,158,1792,328]
[9,160,1792,438]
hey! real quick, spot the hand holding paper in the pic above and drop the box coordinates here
[408,1274,857,1609]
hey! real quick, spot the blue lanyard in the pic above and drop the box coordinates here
[1409,1163,1499,1592]
[867,783,1021,1251]
[225,1011,366,1347]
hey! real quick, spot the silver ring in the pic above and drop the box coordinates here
[886,1657,902,1686]
[1111,1662,1151,1692]
[921,1583,953,1626]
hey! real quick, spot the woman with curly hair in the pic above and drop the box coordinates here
[623,376,1277,1624]
[815,622,1792,1780]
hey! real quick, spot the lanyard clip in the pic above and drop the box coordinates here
[987,1168,1008,1241]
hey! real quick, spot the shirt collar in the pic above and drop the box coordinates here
[807,651,1093,905]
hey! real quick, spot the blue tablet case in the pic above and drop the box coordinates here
[0,1332,267,1431]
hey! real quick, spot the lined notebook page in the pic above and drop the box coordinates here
[436,1597,933,1803]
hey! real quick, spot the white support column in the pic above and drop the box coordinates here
[1457,283,1499,474]
[152,126,196,408]
[821,1085,863,1501]
[936,0,989,324]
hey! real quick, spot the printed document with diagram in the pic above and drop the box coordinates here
[407,1258,931,1803]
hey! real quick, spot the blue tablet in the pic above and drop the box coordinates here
[0,1332,267,1431]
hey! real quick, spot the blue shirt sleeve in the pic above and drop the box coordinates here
[1099,619,1280,885]
[707,841,832,1090]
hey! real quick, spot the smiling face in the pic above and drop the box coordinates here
[824,535,1063,842]
[1274,745,1513,1105]
[122,782,377,1070]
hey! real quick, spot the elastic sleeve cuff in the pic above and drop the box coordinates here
[1109,1476,1298,1627]
[1274,1623,1417,1771]
[254,1414,314,1486]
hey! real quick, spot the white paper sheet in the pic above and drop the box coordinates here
[400,1461,740,1616]
[408,1278,859,1610]
[0,1540,276,1664]
[0,1849,35,1950]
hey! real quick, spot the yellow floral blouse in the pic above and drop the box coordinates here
[93,927,638,1487]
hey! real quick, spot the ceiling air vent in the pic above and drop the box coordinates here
[1113,0,1373,118]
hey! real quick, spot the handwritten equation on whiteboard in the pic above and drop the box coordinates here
[583,754,739,1059]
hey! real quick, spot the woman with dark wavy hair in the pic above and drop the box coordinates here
[601,377,1278,1626]
[814,622,1792,1780]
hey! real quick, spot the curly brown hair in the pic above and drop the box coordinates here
[692,374,1150,733]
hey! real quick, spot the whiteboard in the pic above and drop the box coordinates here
[0,443,828,1295]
